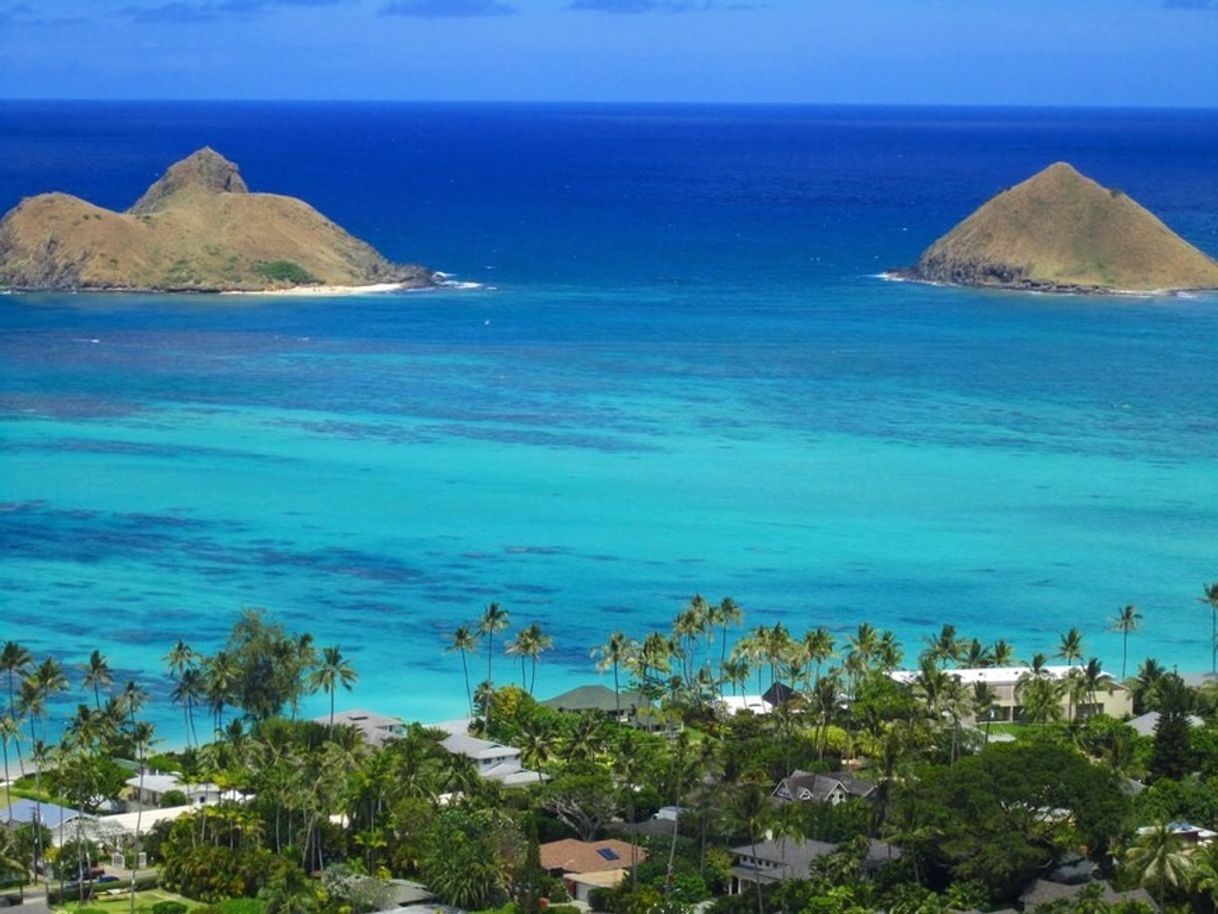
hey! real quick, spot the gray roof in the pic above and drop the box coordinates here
[1126,711,1204,738]
[316,709,405,747]
[3,799,86,830]
[541,684,651,714]
[440,732,522,761]
[774,770,876,803]
[1019,879,1158,911]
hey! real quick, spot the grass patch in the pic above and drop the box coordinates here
[253,260,315,285]
[55,888,200,914]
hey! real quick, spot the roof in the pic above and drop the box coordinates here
[719,695,774,715]
[124,772,221,795]
[564,869,630,889]
[890,665,1124,687]
[541,685,651,714]
[762,682,796,706]
[316,708,404,747]
[3,798,85,829]
[440,732,522,761]
[1019,880,1158,910]
[540,839,646,874]
[1126,711,1204,738]
[774,770,876,802]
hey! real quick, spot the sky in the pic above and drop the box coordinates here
[1,0,1216,106]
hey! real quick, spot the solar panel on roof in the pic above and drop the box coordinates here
[597,847,620,861]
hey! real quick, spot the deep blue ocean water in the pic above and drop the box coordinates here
[2,102,1217,739]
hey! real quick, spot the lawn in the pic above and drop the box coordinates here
[55,888,201,914]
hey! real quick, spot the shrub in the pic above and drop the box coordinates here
[160,790,189,808]
[254,261,315,285]
[152,902,188,914]
[546,906,581,914]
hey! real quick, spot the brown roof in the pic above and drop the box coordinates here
[540,839,647,874]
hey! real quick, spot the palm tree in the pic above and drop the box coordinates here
[973,682,998,744]
[0,642,32,771]
[204,650,240,735]
[1125,823,1191,907]
[1110,604,1142,680]
[1192,840,1218,914]
[720,657,750,696]
[592,631,634,716]
[509,623,552,694]
[923,624,962,669]
[802,627,835,687]
[732,783,772,914]
[164,639,197,680]
[1201,583,1218,674]
[1057,628,1085,722]
[477,602,510,688]
[170,667,205,747]
[0,714,20,823]
[446,626,479,717]
[712,597,744,684]
[81,650,112,711]
[991,639,1016,667]
[309,645,358,735]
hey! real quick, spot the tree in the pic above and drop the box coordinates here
[129,720,156,914]
[1191,840,1218,914]
[478,602,510,689]
[516,825,544,914]
[732,783,772,914]
[507,623,552,695]
[81,650,113,711]
[713,597,744,684]
[592,631,635,716]
[446,626,479,717]
[1057,628,1085,722]
[0,714,20,822]
[1110,605,1142,680]
[1148,673,1195,781]
[1202,583,1218,675]
[1124,823,1190,907]
[308,645,358,735]
[0,641,32,768]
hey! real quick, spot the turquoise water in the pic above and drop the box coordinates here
[2,103,1217,738]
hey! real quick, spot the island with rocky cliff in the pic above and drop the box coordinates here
[895,161,1218,294]
[0,148,433,293]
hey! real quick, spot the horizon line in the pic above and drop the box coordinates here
[1,97,1217,112]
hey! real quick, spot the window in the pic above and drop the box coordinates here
[596,847,620,862]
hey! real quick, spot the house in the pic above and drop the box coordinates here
[315,709,405,748]
[1126,711,1204,738]
[772,770,876,806]
[439,731,545,786]
[730,837,899,891]
[124,771,224,807]
[541,685,652,720]
[3,799,91,844]
[541,838,645,875]
[889,666,1134,721]
[540,838,645,901]
[1018,879,1157,911]
[1137,822,1217,847]
[718,695,775,716]
[762,682,796,707]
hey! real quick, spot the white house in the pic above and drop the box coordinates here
[888,665,1134,721]
[439,732,545,786]
[315,709,405,748]
[124,771,225,807]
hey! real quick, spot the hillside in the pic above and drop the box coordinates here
[899,162,1218,293]
[0,147,432,293]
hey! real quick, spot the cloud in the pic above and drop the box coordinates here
[379,0,517,15]
[566,0,760,12]
[120,0,347,23]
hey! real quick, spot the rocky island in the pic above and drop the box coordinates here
[896,161,1218,294]
[0,147,433,293]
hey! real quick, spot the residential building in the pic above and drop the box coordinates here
[541,685,652,720]
[730,837,899,891]
[1018,880,1158,911]
[315,708,405,748]
[540,838,646,901]
[888,666,1133,721]
[772,770,876,806]
[124,771,224,807]
[439,731,545,786]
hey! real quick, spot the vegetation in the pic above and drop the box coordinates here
[4,581,1218,914]
[253,261,316,285]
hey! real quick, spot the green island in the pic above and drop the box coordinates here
[4,590,1218,914]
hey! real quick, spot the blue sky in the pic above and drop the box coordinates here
[1,0,1216,105]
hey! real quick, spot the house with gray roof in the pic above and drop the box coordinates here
[729,837,899,891]
[1019,879,1157,911]
[315,709,405,747]
[541,685,651,719]
[439,731,545,786]
[772,770,876,806]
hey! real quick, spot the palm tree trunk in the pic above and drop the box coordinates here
[329,687,335,737]
[460,649,472,716]
[613,661,621,717]
[751,828,764,914]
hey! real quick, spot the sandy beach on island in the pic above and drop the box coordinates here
[221,281,415,297]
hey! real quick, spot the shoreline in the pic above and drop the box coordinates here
[876,271,1214,298]
[220,281,415,297]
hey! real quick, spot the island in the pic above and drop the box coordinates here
[894,161,1218,294]
[0,147,433,293]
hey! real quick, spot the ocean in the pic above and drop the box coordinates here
[1,102,1217,740]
